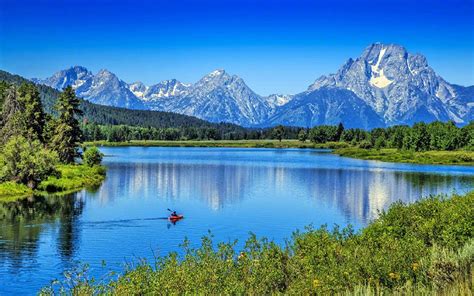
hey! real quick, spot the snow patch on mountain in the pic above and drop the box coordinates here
[34,44,473,128]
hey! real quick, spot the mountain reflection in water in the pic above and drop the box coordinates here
[0,147,472,295]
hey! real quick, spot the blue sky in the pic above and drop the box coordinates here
[0,0,473,95]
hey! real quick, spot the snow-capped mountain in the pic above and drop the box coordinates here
[264,94,293,108]
[32,66,93,92]
[34,67,146,110]
[33,44,473,128]
[159,70,272,126]
[128,81,148,99]
[308,43,472,125]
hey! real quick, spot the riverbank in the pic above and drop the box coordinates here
[86,140,474,166]
[334,148,474,166]
[0,164,106,202]
[41,191,474,295]
[85,139,350,149]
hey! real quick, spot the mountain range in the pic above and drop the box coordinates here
[33,43,473,129]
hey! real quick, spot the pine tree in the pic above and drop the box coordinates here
[0,85,25,144]
[18,83,47,142]
[50,86,83,163]
[336,122,345,141]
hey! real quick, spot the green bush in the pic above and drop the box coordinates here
[0,136,58,188]
[359,140,373,149]
[82,146,103,167]
[38,164,106,192]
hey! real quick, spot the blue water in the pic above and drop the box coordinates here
[1,147,473,294]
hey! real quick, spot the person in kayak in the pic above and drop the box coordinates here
[171,211,178,217]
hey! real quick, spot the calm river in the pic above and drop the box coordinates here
[1,147,473,294]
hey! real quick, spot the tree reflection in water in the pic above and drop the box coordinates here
[0,193,85,268]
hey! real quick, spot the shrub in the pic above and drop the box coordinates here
[0,136,58,188]
[82,146,103,167]
[359,140,373,149]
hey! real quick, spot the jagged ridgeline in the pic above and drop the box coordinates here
[0,70,247,134]
[31,44,474,129]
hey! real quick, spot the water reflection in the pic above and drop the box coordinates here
[0,147,473,294]
[99,161,472,222]
[0,193,85,269]
[1,163,472,264]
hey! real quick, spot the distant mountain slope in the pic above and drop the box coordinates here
[0,70,245,131]
[308,43,472,125]
[268,87,385,129]
[162,70,272,126]
[21,43,474,128]
[34,66,147,110]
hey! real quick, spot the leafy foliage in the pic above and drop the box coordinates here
[82,146,103,167]
[311,121,473,152]
[38,164,106,193]
[272,125,285,142]
[40,192,474,295]
[0,136,58,188]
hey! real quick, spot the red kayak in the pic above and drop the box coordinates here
[169,215,184,221]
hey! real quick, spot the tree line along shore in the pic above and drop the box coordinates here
[82,120,474,166]
[1,80,473,201]
[0,82,105,201]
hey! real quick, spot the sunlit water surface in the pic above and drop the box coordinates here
[1,147,473,294]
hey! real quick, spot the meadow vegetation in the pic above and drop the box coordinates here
[85,121,474,165]
[40,191,474,295]
[335,148,474,166]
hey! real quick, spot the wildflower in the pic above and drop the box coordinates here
[388,272,400,280]
[412,262,419,271]
[313,278,321,288]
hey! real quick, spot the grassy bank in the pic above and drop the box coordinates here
[0,182,33,202]
[85,139,350,149]
[87,140,474,166]
[334,148,474,166]
[0,164,106,201]
[41,191,474,295]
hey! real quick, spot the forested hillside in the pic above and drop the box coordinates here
[0,70,247,133]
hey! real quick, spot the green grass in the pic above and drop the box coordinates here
[334,148,474,166]
[88,140,474,165]
[0,181,33,201]
[85,139,351,149]
[37,164,106,193]
[0,164,106,202]
[40,191,474,295]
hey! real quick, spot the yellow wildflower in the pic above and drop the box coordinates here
[389,272,400,280]
[313,278,321,288]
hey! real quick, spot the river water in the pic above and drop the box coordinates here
[1,147,473,294]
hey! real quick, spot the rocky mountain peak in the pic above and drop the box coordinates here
[307,43,468,125]
[33,43,472,128]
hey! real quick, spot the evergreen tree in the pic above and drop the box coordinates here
[18,83,46,142]
[50,87,83,163]
[0,85,25,144]
[335,122,344,141]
